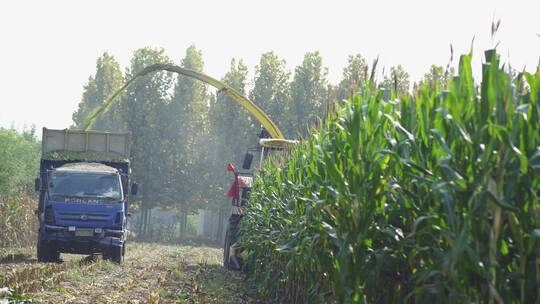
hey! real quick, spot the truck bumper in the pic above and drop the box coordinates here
[42,224,126,254]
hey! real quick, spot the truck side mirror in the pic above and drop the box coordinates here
[130,183,138,196]
[242,153,253,170]
[35,178,40,192]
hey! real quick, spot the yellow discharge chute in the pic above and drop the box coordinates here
[82,63,285,139]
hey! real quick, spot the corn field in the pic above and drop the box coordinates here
[0,193,37,249]
[239,49,540,303]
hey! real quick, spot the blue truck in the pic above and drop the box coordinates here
[35,128,137,264]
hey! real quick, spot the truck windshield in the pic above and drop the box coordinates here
[48,171,123,202]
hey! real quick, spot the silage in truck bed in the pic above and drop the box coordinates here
[42,150,129,162]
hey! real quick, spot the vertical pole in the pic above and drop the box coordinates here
[259,146,265,168]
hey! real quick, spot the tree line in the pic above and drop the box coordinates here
[0,46,451,242]
[0,127,40,247]
[68,46,446,239]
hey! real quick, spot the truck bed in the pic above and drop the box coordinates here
[42,128,130,162]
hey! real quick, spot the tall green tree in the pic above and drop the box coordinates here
[290,51,329,135]
[122,47,174,236]
[210,58,253,153]
[380,65,410,98]
[0,127,40,248]
[168,45,211,238]
[249,52,293,137]
[207,59,255,205]
[337,54,368,101]
[72,53,124,131]
[417,64,455,92]
[0,128,40,194]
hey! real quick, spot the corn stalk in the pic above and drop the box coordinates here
[239,48,540,303]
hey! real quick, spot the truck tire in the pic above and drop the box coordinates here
[37,239,60,263]
[37,239,46,262]
[104,246,123,264]
[49,248,60,262]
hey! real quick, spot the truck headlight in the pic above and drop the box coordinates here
[44,207,55,224]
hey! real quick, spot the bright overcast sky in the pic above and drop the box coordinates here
[1,0,539,135]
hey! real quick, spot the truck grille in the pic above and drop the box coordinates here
[58,212,110,222]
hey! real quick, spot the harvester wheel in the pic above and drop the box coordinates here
[223,229,231,269]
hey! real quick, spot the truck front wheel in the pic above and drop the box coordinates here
[37,239,60,263]
[104,246,123,264]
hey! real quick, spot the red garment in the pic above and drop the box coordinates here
[227,172,239,201]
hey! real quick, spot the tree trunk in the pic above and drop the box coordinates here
[137,204,145,236]
[142,205,149,238]
[183,209,188,238]
[147,208,153,239]
[179,205,187,241]
[216,208,224,243]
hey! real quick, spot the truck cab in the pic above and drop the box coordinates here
[36,128,135,263]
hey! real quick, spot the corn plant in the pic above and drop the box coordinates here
[0,194,38,249]
[239,49,540,303]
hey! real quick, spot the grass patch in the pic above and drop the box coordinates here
[158,246,265,303]
[197,265,235,300]
[0,248,33,264]
[0,287,34,303]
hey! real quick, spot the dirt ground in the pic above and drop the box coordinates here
[0,243,263,303]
